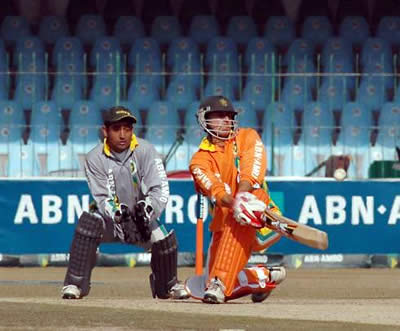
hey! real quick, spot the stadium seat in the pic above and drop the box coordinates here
[376,16,400,48]
[13,36,45,72]
[52,75,84,110]
[113,16,145,47]
[356,77,388,112]
[360,38,392,68]
[242,79,275,111]
[30,101,63,175]
[298,102,335,175]
[264,16,295,51]
[338,16,370,48]
[301,16,333,47]
[127,79,160,111]
[68,100,103,171]
[189,15,220,46]
[0,39,9,91]
[151,16,182,46]
[14,77,46,110]
[262,102,302,176]
[38,16,70,46]
[286,58,317,89]
[167,37,201,88]
[1,16,31,45]
[283,38,315,66]
[336,101,374,178]
[90,76,120,111]
[374,102,400,160]
[281,77,313,111]
[166,78,197,110]
[0,100,31,177]
[205,36,239,89]
[75,15,106,47]
[128,38,162,89]
[244,37,276,85]
[233,101,258,129]
[144,101,180,166]
[321,37,353,67]
[318,78,350,112]
[204,77,236,101]
[321,55,355,90]
[226,16,257,47]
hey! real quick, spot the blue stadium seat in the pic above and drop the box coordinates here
[233,101,258,129]
[52,75,84,110]
[151,16,182,46]
[321,55,355,89]
[339,16,370,47]
[376,16,400,48]
[336,102,373,178]
[262,102,301,176]
[167,38,201,88]
[0,100,32,176]
[75,15,106,46]
[30,101,63,176]
[244,37,276,85]
[0,100,25,149]
[281,77,313,111]
[321,37,353,67]
[205,36,239,88]
[113,16,145,46]
[128,38,162,89]
[242,79,274,111]
[318,78,350,111]
[189,15,220,45]
[286,58,317,89]
[14,77,46,110]
[13,36,45,77]
[298,102,334,175]
[144,101,180,164]
[264,16,295,50]
[69,100,102,158]
[360,38,392,68]
[204,77,236,101]
[301,16,333,47]
[356,77,388,111]
[127,79,159,110]
[0,39,9,90]
[185,100,200,122]
[284,38,315,66]
[90,36,122,68]
[166,78,197,110]
[52,37,84,67]
[38,16,70,46]
[375,102,400,160]
[90,76,120,111]
[1,16,31,45]
[226,16,257,46]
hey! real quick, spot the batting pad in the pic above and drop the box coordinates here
[208,217,256,296]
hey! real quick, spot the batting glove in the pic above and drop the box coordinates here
[233,192,267,228]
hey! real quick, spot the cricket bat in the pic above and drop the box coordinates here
[263,209,328,250]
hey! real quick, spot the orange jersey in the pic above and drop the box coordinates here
[189,128,269,232]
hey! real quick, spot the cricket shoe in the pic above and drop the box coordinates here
[169,281,190,299]
[61,285,82,299]
[203,277,225,304]
[251,266,286,303]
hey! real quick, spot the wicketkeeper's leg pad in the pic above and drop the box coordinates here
[64,212,103,296]
[149,230,178,299]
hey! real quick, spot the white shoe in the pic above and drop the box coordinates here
[203,277,225,304]
[269,266,286,284]
[62,285,82,299]
[169,281,190,299]
[251,266,286,303]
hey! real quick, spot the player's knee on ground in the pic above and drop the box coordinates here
[64,212,103,296]
[149,230,178,299]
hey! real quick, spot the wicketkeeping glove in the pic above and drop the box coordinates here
[233,192,267,228]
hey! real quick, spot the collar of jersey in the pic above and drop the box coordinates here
[103,134,139,157]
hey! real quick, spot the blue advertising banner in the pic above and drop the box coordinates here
[0,178,399,255]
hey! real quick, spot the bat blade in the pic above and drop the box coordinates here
[263,209,328,250]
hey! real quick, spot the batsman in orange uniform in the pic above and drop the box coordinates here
[188,95,286,304]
